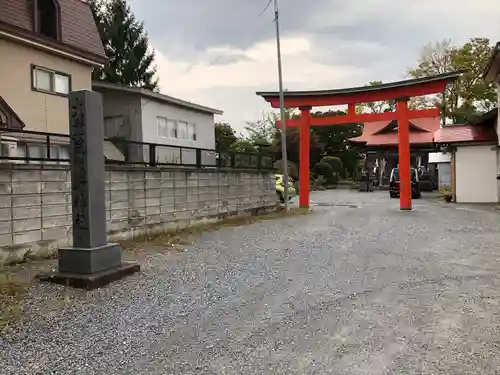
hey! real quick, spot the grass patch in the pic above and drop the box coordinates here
[120,207,312,252]
[0,272,30,331]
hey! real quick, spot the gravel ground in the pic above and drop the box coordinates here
[2,190,500,374]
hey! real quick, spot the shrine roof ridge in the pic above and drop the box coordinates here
[256,70,465,98]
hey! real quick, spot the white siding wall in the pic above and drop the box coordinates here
[140,98,215,149]
[455,145,498,203]
[140,98,217,166]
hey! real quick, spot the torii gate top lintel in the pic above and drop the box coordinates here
[256,70,464,108]
[256,71,464,211]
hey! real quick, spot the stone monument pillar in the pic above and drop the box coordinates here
[41,91,139,289]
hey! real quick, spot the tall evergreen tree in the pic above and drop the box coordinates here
[88,0,159,90]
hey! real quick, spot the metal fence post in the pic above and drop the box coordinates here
[149,144,156,167]
[196,149,202,168]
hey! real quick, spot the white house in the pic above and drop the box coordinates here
[92,82,223,165]
[430,42,500,204]
[434,110,498,203]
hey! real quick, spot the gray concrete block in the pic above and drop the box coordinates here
[146,205,161,216]
[41,170,67,182]
[110,201,129,210]
[146,171,160,180]
[14,229,42,244]
[145,198,160,208]
[110,190,129,202]
[42,204,69,217]
[0,194,11,209]
[175,179,187,188]
[0,233,13,246]
[146,214,161,224]
[0,220,11,235]
[42,192,70,205]
[160,205,175,214]
[161,171,175,180]
[109,182,129,191]
[146,189,160,198]
[12,182,41,195]
[13,206,41,220]
[110,171,128,182]
[0,183,11,195]
[129,171,146,181]
[131,198,146,209]
[131,189,146,199]
[0,170,11,182]
[160,196,175,206]
[43,226,71,241]
[42,215,71,228]
[12,169,41,182]
[130,180,145,190]
[161,180,174,188]
[108,219,129,233]
[42,181,69,193]
[145,179,161,189]
[110,208,129,221]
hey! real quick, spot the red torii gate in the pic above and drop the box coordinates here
[256,71,462,211]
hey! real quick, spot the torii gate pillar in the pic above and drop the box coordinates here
[299,106,311,208]
[396,98,411,210]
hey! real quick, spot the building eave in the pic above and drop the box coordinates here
[0,22,106,66]
[483,42,500,83]
[92,81,224,115]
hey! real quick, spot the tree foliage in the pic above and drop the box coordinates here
[320,156,343,174]
[408,37,496,123]
[88,0,159,90]
[215,123,237,152]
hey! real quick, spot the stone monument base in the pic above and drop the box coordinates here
[39,243,140,290]
[58,243,123,274]
[39,262,140,290]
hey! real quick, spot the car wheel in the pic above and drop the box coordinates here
[413,192,421,199]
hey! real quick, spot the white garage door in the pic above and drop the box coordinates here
[455,145,497,203]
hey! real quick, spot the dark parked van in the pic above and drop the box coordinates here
[389,168,421,199]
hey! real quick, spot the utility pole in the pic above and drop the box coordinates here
[274,0,289,210]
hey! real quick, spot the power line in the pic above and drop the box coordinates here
[259,0,273,17]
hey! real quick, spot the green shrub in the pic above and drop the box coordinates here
[320,156,344,174]
[312,162,334,183]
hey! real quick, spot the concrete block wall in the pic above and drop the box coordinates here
[0,164,276,265]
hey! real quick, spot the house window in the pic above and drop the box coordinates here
[187,123,197,141]
[32,65,71,96]
[158,117,180,138]
[177,121,188,140]
[157,117,169,138]
[167,119,177,138]
[35,0,60,40]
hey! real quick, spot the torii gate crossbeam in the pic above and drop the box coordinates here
[256,71,463,211]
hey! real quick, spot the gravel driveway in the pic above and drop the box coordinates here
[2,190,500,374]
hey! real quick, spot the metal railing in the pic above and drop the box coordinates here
[0,129,275,170]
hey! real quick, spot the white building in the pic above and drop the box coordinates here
[431,42,500,204]
[92,82,223,166]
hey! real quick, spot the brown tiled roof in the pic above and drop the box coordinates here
[434,124,497,144]
[0,0,105,63]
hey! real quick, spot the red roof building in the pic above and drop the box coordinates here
[434,110,498,145]
[349,116,441,188]
[350,117,440,148]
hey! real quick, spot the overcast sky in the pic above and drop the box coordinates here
[128,0,500,132]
